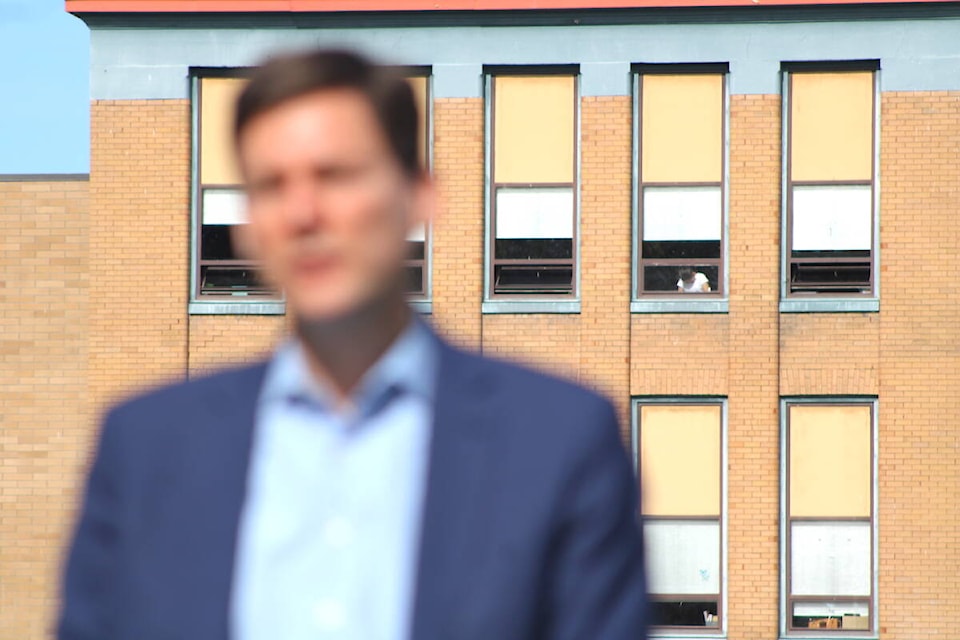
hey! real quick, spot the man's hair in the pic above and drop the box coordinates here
[234,48,421,178]
[679,267,695,281]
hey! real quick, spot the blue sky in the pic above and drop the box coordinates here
[0,0,89,174]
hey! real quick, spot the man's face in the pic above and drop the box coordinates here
[236,88,429,323]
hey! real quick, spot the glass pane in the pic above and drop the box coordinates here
[792,602,869,630]
[791,521,871,596]
[642,265,719,293]
[495,238,572,260]
[404,264,424,295]
[494,264,573,294]
[495,187,574,240]
[651,600,719,628]
[792,184,872,251]
[642,185,722,241]
[407,240,425,261]
[201,225,236,260]
[644,520,720,595]
[641,240,721,260]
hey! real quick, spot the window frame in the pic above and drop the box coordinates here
[190,69,285,314]
[780,61,881,313]
[483,66,581,310]
[632,63,730,314]
[633,397,728,637]
[188,67,435,315]
[400,67,434,312]
[780,398,879,638]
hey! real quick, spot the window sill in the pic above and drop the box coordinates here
[408,300,433,315]
[779,298,879,313]
[631,299,729,314]
[481,299,580,314]
[649,632,725,639]
[189,301,286,315]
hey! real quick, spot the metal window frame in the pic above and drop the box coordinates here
[632,397,728,638]
[483,66,582,311]
[779,62,881,314]
[188,66,436,315]
[779,397,879,639]
[631,64,730,315]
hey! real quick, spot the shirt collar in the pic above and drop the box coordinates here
[260,317,439,419]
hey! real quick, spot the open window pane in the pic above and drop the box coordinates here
[199,265,271,296]
[791,521,871,597]
[645,520,721,595]
[494,264,573,294]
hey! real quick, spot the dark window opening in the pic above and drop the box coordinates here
[643,264,719,293]
[651,600,719,628]
[790,251,871,294]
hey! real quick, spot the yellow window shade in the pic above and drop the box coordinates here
[641,74,723,183]
[200,77,247,185]
[493,75,575,184]
[639,404,721,517]
[407,76,429,169]
[790,404,872,518]
[790,72,874,182]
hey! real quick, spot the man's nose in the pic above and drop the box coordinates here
[282,180,322,232]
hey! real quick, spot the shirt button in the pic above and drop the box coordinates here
[313,598,346,630]
[323,516,353,548]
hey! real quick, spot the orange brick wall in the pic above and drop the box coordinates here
[0,179,89,639]
[579,96,633,430]
[725,94,782,639]
[431,98,485,349]
[186,315,287,376]
[876,91,960,640]
[780,313,880,395]
[88,100,191,415]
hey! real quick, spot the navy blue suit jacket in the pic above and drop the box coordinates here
[59,334,648,639]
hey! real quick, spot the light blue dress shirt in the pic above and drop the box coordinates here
[231,320,439,640]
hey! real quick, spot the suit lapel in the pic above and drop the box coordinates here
[175,364,266,640]
[409,342,495,640]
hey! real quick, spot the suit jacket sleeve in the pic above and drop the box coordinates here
[543,399,649,640]
[57,409,128,640]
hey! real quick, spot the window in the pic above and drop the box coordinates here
[636,400,724,631]
[404,72,432,300]
[783,400,876,634]
[636,66,726,297]
[192,72,432,305]
[487,70,578,298]
[194,75,273,300]
[784,64,878,297]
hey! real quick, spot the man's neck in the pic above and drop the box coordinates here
[295,297,412,406]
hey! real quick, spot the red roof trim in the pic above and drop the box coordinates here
[64,0,960,13]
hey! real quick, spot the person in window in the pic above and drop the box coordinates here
[58,47,648,640]
[677,267,711,293]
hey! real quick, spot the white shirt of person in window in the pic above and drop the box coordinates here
[677,268,711,293]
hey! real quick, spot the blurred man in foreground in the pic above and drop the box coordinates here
[58,48,647,640]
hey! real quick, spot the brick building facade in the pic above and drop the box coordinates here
[2,0,959,637]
